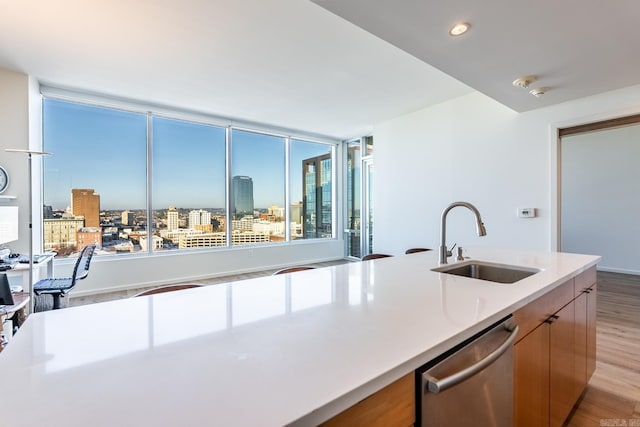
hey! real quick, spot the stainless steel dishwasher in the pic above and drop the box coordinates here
[416,316,519,427]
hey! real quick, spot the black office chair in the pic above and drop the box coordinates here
[34,244,96,311]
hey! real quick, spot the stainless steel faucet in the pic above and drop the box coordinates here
[439,201,487,264]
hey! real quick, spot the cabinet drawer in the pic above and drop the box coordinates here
[513,279,574,342]
[574,266,597,297]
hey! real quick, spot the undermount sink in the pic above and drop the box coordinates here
[431,260,540,284]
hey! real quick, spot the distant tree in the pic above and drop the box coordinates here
[55,245,77,257]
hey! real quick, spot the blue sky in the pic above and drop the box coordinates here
[43,99,331,211]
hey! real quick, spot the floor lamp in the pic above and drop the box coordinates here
[5,149,52,312]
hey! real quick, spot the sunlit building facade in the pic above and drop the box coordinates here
[302,153,332,239]
[71,188,100,228]
[232,176,254,219]
[44,215,85,250]
[77,227,102,250]
[189,209,212,232]
[167,206,179,231]
[122,210,135,226]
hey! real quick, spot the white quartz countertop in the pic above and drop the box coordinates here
[0,248,599,427]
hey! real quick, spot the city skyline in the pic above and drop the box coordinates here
[43,99,333,210]
[44,189,305,214]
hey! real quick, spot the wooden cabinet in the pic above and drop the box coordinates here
[575,267,597,383]
[513,267,597,427]
[574,288,588,398]
[586,283,597,378]
[325,266,597,427]
[573,280,597,397]
[549,300,576,426]
[320,373,414,427]
[514,323,550,426]
[574,267,598,383]
[514,296,575,427]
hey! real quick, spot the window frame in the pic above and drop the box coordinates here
[40,86,340,261]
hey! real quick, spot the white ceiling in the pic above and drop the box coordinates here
[0,0,471,140]
[312,0,640,113]
[1,1,638,140]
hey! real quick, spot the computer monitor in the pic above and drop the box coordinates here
[0,273,15,306]
[0,206,19,245]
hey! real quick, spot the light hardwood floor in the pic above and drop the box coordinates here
[566,271,640,426]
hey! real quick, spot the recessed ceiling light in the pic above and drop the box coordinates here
[449,22,470,36]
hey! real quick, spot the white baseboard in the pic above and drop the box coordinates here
[597,266,640,276]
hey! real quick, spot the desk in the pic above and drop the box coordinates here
[0,292,29,353]
[4,253,55,293]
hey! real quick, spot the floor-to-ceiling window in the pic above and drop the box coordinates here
[344,136,373,259]
[42,96,337,258]
[230,129,286,245]
[43,99,147,256]
[152,117,227,251]
[293,139,333,240]
[345,139,361,258]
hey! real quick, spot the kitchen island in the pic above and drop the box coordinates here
[0,248,599,426]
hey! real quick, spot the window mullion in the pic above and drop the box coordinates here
[225,126,232,248]
[285,137,291,242]
[146,113,153,254]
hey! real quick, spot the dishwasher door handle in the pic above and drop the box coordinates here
[423,324,519,394]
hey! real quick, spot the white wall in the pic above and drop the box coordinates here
[5,64,640,291]
[373,85,640,257]
[0,68,345,296]
[562,125,640,274]
[0,69,31,255]
[64,239,344,296]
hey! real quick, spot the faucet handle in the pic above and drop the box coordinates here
[446,243,457,257]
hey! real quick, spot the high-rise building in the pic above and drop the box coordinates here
[302,153,332,238]
[290,201,302,225]
[232,176,254,219]
[201,210,211,226]
[188,209,211,227]
[188,210,199,228]
[43,205,54,219]
[167,206,179,231]
[122,210,135,226]
[267,205,284,220]
[71,188,100,228]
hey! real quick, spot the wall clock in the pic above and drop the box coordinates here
[0,166,9,194]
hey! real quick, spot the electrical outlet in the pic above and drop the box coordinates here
[517,208,536,218]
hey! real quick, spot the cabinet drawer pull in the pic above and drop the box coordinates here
[544,314,559,324]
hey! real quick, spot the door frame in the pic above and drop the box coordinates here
[550,110,640,251]
[343,136,373,259]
